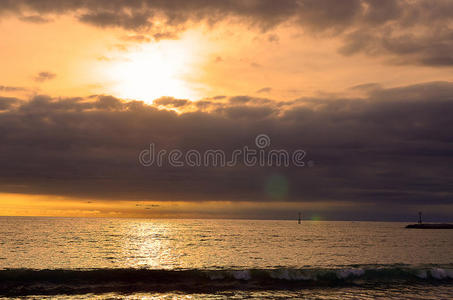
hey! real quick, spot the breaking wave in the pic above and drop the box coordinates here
[1,265,452,296]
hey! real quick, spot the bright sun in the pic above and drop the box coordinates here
[106,39,199,102]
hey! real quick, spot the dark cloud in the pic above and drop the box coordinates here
[0,85,28,92]
[94,95,125,110]
[215,105,276,119]
[0,82,452,219]
[294,0,363,32]
[19,15,51,23]
[0,96,20,110]
[2,1,452,66]
[78,11,152,30]
[334,1,453,66]
[136,204,160,208]
[153,97,191,108]
[340,27,453,66]
[256,87,272,93]
[229,96,252,104]
[229,96,272,105]
[34,71,56,82]
[349,83,382,92]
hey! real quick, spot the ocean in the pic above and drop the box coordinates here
[0,217,452,299]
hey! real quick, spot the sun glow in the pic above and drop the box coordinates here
[106,39,200,102]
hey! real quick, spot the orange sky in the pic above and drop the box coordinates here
[1,1,453,219]
[2,15,453,103]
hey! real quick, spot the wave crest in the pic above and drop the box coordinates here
[1,265,452,296]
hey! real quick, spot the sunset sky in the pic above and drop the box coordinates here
[1,0,453,220]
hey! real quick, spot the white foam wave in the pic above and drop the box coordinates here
[231,270,251,280]
[336,268,365,279]
[416,270,428,279]
[268,269,311,281]
[430,268,453,279]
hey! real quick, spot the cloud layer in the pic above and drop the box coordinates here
[1,82,452,211]
[34,71,56,82]
[2,0,453,66]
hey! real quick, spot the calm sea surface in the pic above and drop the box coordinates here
[0,217,452,299]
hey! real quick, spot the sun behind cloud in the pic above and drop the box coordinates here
[103,35,203,102]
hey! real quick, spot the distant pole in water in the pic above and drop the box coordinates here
[418,211,422,224]
[298,212,301,224]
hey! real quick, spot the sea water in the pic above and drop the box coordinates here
[0,217,452,299]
